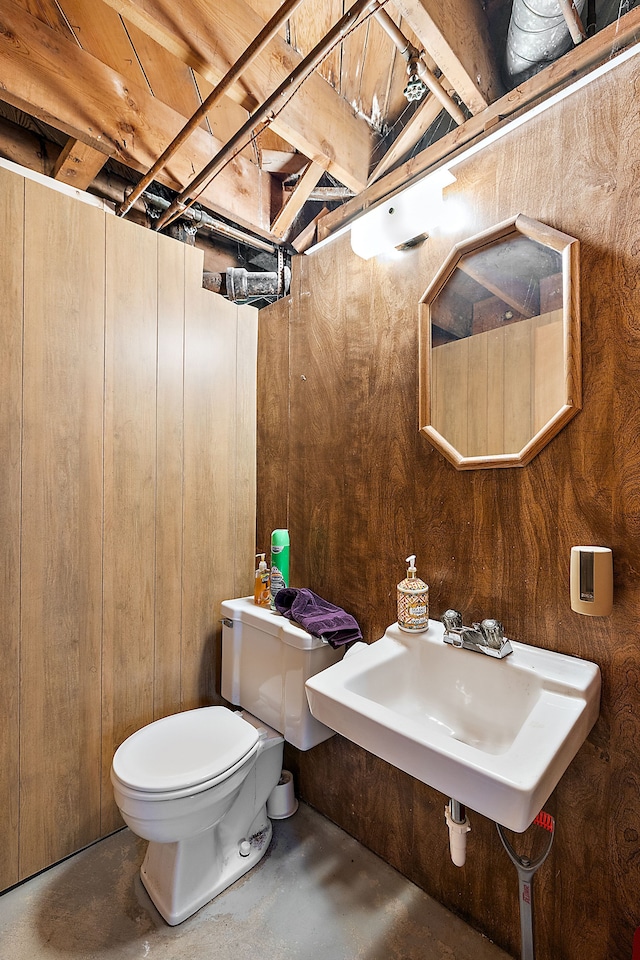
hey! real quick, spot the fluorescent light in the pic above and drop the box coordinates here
[350,167,456,259]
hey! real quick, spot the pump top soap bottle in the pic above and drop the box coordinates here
[254,553,270,608]
[397,555,429,633]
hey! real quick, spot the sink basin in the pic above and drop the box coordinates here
[305,620,600,831]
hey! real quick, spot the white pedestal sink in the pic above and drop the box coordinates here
[305,619,600,831]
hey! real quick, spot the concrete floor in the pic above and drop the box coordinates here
[0,802,513,960]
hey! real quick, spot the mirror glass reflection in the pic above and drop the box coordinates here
[420,216,580,469]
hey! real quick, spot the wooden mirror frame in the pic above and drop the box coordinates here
[418,215,581,469]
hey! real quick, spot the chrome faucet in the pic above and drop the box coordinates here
[441,609,513,659]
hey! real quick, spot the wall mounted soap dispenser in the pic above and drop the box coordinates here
[570,546,613,616]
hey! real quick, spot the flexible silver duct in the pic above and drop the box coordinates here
[504,0,586,84]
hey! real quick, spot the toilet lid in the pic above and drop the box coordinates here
[112,707,259,792]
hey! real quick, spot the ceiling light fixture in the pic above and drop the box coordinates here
[350,167,456,260]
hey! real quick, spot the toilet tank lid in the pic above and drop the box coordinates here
[221,597,329,650]
[112,707,259,792]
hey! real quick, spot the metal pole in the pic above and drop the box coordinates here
[154,0,384,232]
[373,6,465,124]
[117,0,308,218]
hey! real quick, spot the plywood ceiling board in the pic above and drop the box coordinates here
[288,0,343,90]
[56,0,150,90]
[122,20,203,123]
[355,16,397,131]
[12,0,76,37]
[101,0,373,191]
[338,5,367,107]
[191,72,260,164]
[242,0,281,22]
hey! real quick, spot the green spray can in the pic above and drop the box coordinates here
[270,528,290,609]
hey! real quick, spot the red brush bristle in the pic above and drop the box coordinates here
[533,810,555,833]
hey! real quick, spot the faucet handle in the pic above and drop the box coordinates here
[442,609,463,631]
[478,618,504,648]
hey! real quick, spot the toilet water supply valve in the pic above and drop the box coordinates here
[445,799,471,866]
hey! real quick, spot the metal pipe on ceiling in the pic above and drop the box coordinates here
[117,0,307,219]
[372,7,465,125]
[153,0,386,233]
[150,196,280,254]
[93,169,280,254]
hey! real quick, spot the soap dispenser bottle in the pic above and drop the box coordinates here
[254,553,270,608]
[397,555,429,633]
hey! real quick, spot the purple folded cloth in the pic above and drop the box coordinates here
[274,588,362,648]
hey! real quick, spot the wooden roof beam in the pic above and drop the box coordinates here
[368,93,443,184]
[0,0,272,236]
[456,260,537,319]
[271,161,324,239]
[317,7,640,243]
[118,0,307,217]
[389,0,502,114]
[52,138,110,190]
[101,0,375,193]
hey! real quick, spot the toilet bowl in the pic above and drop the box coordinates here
[111,597,344,925]
[112,706,284,925]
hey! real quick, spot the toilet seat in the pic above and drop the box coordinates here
[112,707,259,798]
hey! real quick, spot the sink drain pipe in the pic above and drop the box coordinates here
[445,799,471,866]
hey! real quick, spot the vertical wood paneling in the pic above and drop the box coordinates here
[533,314,563,432]
[502,319,531,453]
[154,235,185,720]
[485,327,504,453]
[182,248,238,708]
[256,292,290,554]
[20,180,104,877]
[466,331,488,456]
[102,214,158,833]
[235,304,258,599]
[0,167,23,889]
[0,164,258,890]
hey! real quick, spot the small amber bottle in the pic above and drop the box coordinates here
[254,553,271,608]
[397,555,429,633]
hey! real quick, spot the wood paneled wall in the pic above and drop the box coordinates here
[257,53,640,960]
[0,163,257,887]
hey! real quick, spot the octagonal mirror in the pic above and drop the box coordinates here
[419,215,581,469]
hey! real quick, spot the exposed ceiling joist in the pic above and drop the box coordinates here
[318,6,640,243]
[0,0,633,276]
[0,0,272,234]
[100,0,375,192]
[118,0,307,218]
[390,0,503,113]
[271,160,324,239]
[52,138,110,190]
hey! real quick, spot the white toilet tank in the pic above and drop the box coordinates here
[221,597,344,751]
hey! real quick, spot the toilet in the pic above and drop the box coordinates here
[111,597,342,926]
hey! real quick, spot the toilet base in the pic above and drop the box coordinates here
[140,805,273,925]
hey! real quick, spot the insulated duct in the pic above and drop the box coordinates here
[504,0,586,85]
[203,266,291,302]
